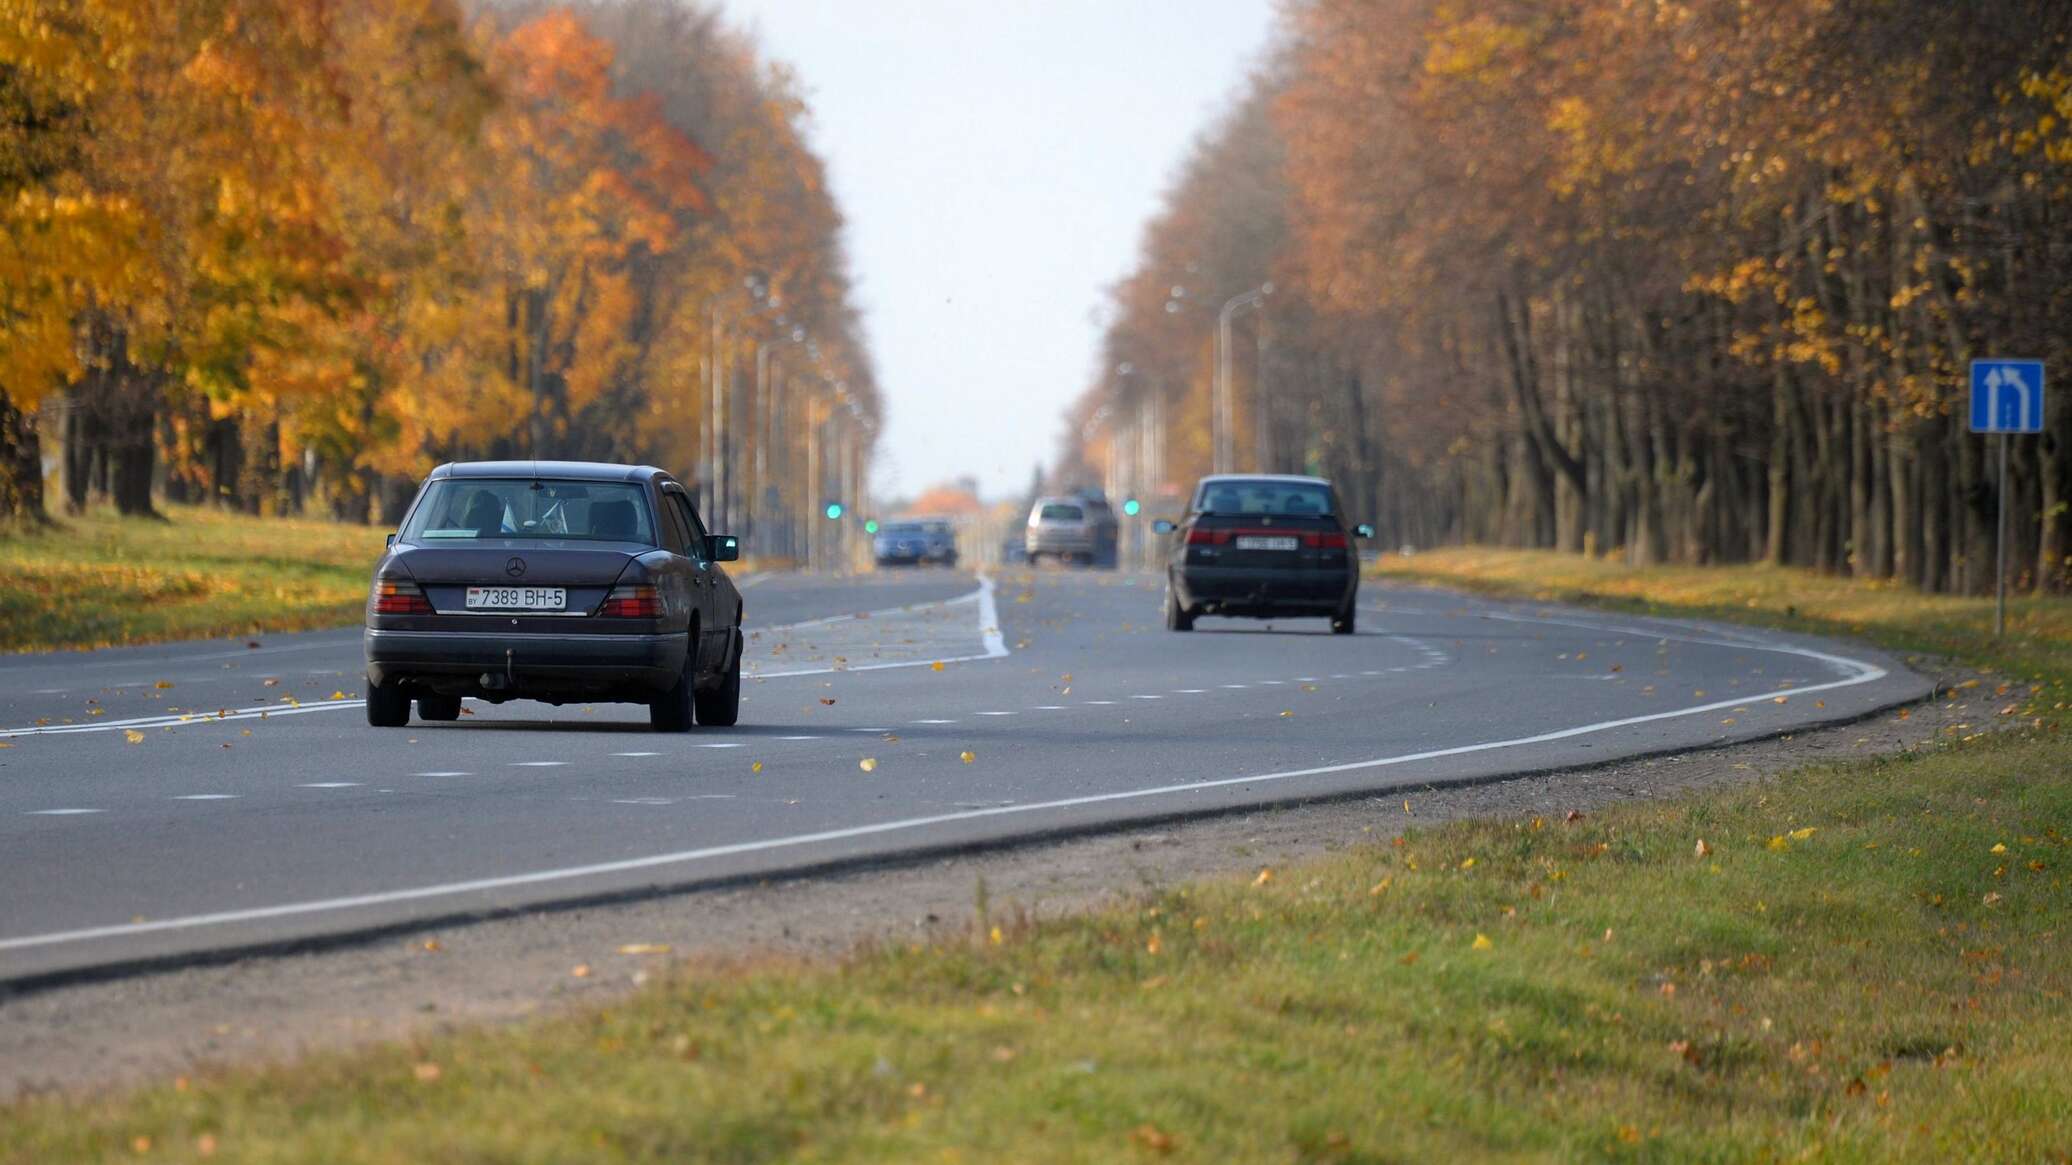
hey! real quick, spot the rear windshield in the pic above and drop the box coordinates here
[881,523,923,535]
[1038,503,1084,521]
[402,479,657,544]
[1193,480,1337,517]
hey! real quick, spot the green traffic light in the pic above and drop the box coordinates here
[824,502,844,520]
[1122,498,1141,516]
[864,519,879,534]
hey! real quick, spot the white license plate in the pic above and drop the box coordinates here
[1234,536,1299,551]
[464,586,566,611]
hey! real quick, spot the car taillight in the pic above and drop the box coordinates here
[371,579,432,615]
[1186,528,1226,546]
[600,584,661,618]
[1307,531,1349,550]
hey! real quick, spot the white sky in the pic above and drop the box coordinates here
[713,0,1278,501]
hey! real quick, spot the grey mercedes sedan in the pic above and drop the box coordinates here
[363,461,743,731]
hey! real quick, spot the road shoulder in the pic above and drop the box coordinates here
[0,656,1964,1099]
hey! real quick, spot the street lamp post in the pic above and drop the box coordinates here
[1214,283,1272,475]
[753,326,808,545]
[703,278,767,522]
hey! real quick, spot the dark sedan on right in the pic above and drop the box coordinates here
[1154,474,1372,634]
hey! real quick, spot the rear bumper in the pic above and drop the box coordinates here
[1172,566,1355,616]
[1027,531,1093,555]
[364,628,688,697]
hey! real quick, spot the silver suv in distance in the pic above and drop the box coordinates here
[1025,494,1117,565]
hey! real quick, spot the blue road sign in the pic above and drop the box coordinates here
[1969,359,2046,434]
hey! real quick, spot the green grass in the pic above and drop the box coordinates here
[5,548,2072,1162]
[0,506,388,653]
[1371,547,2072,697]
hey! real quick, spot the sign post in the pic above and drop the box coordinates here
[1968,359,2046,637]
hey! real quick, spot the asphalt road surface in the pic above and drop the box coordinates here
[0,568,1926,984]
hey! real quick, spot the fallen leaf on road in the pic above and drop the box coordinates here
[1279,709,1293,718]
[751,761,763,774]
[931,661,944,672]
[819,697,836,706]
[124,730,144,744]
[960,751,976,763]
[154,680,173,690]
[859,757,877,772]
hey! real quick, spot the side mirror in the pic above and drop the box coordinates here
[1152,519,1176,535]
[1354,524,1375,539]
[709,534,740,562]
[385,533,397,549]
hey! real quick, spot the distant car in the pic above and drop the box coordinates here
[1025,494,1117,566]
[1153,474,1372,634]
[874,520,958,567]
[363,461,743,732]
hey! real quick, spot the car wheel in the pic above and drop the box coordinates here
[694,635,742,727]
[649,655,695,733]
[366,680,410,727]
[417,693,462,721]
[1164,585,1195,632]
[1331,605,1357,635]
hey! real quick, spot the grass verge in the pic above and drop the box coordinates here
[5,552,2071,1162]
[0,506,387,653]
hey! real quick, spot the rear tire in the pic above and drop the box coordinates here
[694,633,742,727]
[1331,605,1357,635]
[366,680,410,727]
[649,656,695,733]
[417,693,462,721]
[1164,585,1195,632]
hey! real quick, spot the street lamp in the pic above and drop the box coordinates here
[1214,282,1272,475]
[753,325,808,544]
[704,276,768,522]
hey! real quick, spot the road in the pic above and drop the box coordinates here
[0,568,1926,984]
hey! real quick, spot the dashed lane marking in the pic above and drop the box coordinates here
[0,610,1897,958]
[298,782,360,789]
[172,794,239,801]
[26,808,101,816]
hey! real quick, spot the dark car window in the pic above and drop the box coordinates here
[1039,503,1084,521]
[666,492,709,562]
[403,479,657,544]
[658,490,695,555]
[1193,480,1337,517]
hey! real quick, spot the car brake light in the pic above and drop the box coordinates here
[1186,528,1225,546]
[600,584,661,618]
[1308,531,1348,550]
[372,579,432,615]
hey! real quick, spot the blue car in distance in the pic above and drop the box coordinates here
[873,520,958,567]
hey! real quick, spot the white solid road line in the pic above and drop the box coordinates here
[0,631,1891,958]
[3,575,1015,741]
[1,699,367,739]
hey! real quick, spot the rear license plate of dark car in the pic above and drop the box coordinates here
[1234,536,1298,551]
[464,586,566,610]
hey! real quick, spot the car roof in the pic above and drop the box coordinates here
[427,460,671,485]
[1033,495,1090,507]
[1193,473,1333,487]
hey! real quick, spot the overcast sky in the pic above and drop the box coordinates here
[712,0,1278,501]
